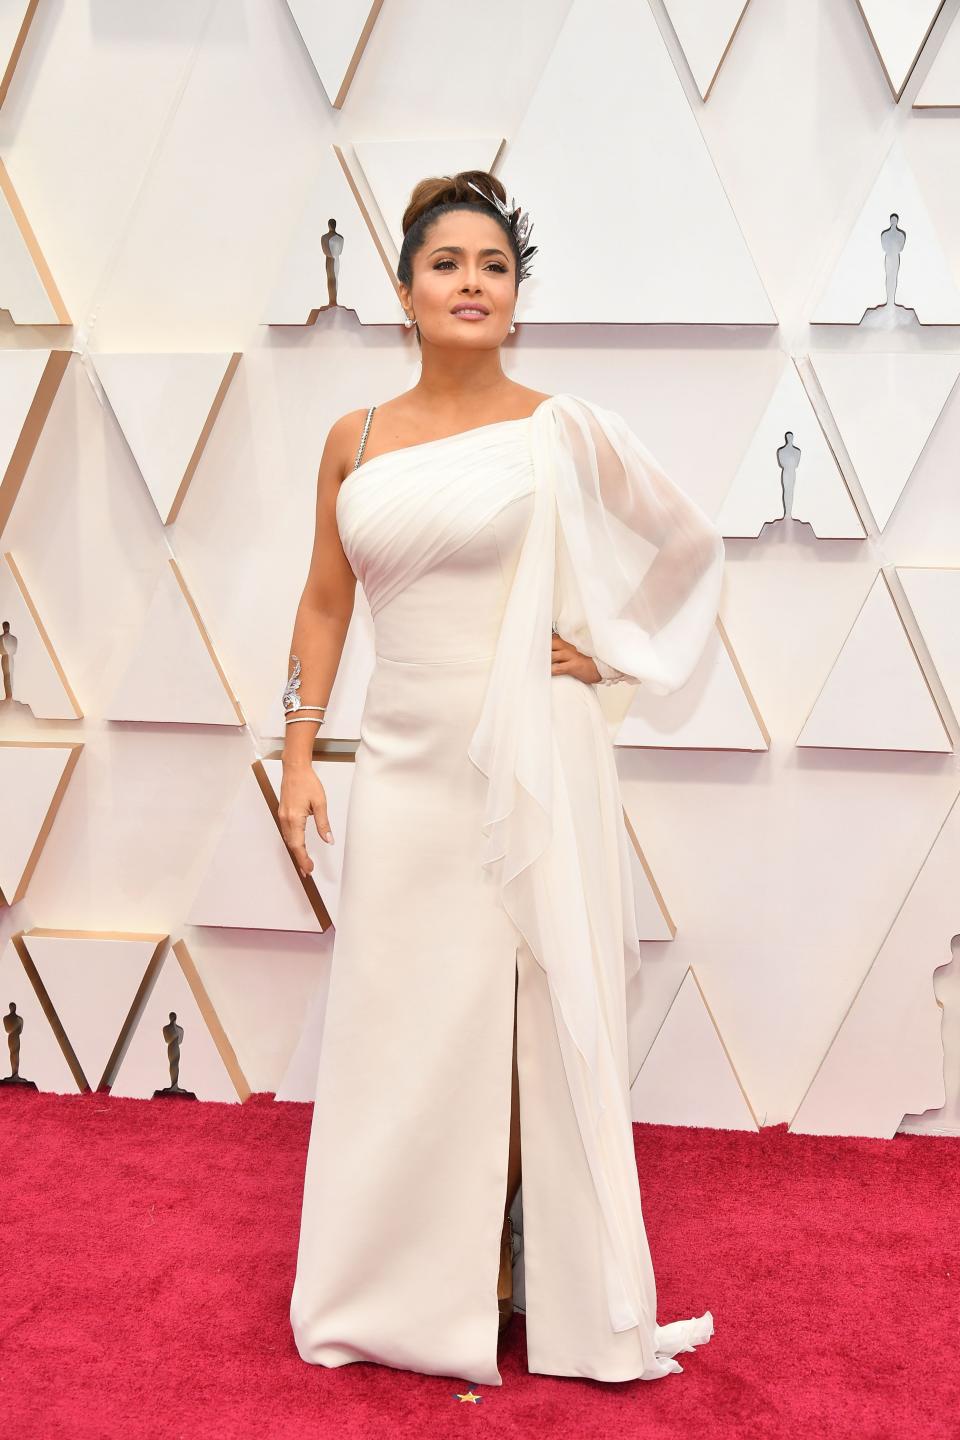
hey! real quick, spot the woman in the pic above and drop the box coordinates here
[280,170,723,1387]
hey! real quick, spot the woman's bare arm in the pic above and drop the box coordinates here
[278,412,364,873]
[281,412,363,768]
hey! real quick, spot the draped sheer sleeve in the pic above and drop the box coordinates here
[464,391,722,1339]
[549,394,725,697]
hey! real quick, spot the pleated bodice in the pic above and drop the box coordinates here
[336,421,536,664]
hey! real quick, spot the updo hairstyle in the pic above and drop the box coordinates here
[396,170,530,344]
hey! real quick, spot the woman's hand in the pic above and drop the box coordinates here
[279,764,334,878]
[551,630,602,684]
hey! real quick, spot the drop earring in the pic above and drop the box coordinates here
[509,316,516,333]
[404,314,415,328]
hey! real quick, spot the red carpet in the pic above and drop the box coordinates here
[1,1089,955,1440]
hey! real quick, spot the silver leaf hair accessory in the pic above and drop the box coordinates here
[464,178,538,282]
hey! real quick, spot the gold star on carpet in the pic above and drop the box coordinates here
[451,1388,483,1403]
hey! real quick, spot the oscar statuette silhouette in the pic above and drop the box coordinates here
[152,1011,197,1100]
[0,1002,38,1089]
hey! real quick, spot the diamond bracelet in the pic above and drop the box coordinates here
[283,654,327,726]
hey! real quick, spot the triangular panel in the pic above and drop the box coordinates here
[0,938,79,1093]
[716,360,866,539]
[187,758,354,932]
[0,552,82,718]
[0,741,82,906]
[810,351,960,531]
[661,0,753,101]
[262,145,403,325]
[21,929,167,1092]
[502,0,776,323]
[897,567,960,729]
[104,558,243,726]
[613,621,768,751]
[285,0,384,109]
[0,158,69,324]
[856,0,946,100]
[811,139,960,325]
[110,941,249,1102]
[630,967,758,1129]
[260,757,355,926]
[91,352,241,525]
[914,10,960,105]
[796,571,952,752]
[0,1,37,109]
[623,809,675,943]
[0,349,71,535]
[791,786,960,1137]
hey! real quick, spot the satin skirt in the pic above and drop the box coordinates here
[289,650,712,1385]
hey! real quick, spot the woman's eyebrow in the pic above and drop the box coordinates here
[427,245,510,259]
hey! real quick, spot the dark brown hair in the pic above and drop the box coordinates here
[397,171,529,346]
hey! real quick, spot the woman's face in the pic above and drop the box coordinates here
[400,209,517,347]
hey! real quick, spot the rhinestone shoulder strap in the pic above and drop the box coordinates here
[354,405,377,469]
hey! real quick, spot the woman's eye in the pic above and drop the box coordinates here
[434,259,508,272]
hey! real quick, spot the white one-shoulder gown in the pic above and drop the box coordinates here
[289,392,724,1386]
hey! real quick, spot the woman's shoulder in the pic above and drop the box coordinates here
[513,386,555,412]
[328,388,620,479]
[331,405,376,445]
[539,392,624,438]
[332,387,557,468]
[327,405,377,481]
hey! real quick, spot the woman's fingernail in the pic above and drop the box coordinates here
[324,831,334,843]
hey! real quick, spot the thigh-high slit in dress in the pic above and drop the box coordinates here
[289,392,725,1386]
